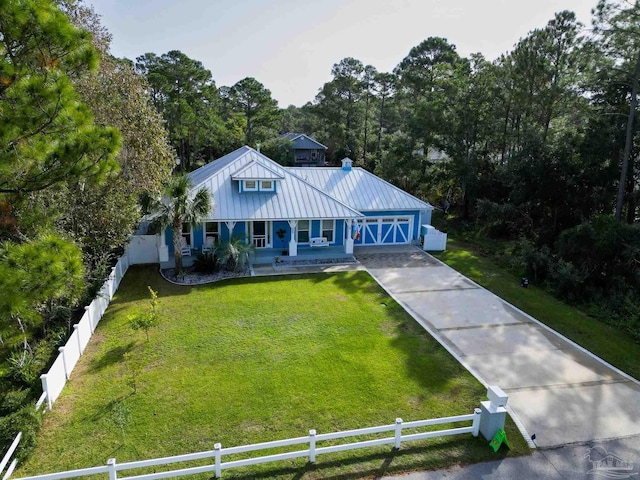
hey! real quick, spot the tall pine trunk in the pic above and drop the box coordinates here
[616,48,640,221]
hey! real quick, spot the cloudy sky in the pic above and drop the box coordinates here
[91,0,596,107]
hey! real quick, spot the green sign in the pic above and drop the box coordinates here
[489,428,512,452]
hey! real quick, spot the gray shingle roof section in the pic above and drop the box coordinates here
[278,132,299,140]
[231,161,284,180]
[278,132,327,150]
[287,166,434,212]
[187,147,362,221]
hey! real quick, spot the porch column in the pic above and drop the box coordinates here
[158,226,169,262]
[224,221,237,240]
[345,219,354,254]
[287,220,298,257]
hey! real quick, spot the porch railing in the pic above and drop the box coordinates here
[252,235,267,248]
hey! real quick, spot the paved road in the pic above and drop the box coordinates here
[355,245,640,449]
[383,434,640,480]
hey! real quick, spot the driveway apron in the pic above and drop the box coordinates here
[355,245,640,448]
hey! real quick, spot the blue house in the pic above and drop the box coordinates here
[158,146,433,264]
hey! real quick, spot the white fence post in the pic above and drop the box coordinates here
[58,347,70,380]
[107,458,117,480]
[40,374,51,410]
[472,408,481,437]
[308,430,316,464]
[73,325,82,355]
[109,269,116,299]
[85,306,94,334]
[214,443,222,478]
[394,418,403,449]
[116,261,122,285]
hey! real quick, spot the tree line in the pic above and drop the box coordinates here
[280,3,639,338]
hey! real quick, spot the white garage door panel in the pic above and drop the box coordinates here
[358,216,413,245]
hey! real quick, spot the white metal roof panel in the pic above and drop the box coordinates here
[287,166,433,212]
[188,147,362,221]
[231,161,285,180]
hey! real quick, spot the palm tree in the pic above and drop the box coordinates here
[216,237,255,272]
[155,175,213,273]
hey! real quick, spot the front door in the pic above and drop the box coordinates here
[251,221,271,248]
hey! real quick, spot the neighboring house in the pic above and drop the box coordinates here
[158,146,433,263]
[279,132,327,166]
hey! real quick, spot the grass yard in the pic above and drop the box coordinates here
[18,267,528,479]
[434,239,640,381]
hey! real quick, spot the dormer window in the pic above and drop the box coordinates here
[240,179,276,192]
[232,160,284,193]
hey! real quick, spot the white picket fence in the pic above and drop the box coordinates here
[9,410,481,480]
[39,254,130,409]
[0,235,160,480]
[422,225,447,251]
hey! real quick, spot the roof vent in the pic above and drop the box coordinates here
[342,158,353,171]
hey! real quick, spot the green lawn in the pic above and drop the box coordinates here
[434,239,640,381]
[18,267,528,479]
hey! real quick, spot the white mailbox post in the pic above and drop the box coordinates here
[479,385,508,440]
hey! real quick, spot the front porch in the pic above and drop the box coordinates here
[252,245,355,266]
[160,245,356,270]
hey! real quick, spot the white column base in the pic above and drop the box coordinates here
[159,245,169,262]
[289,240,298,256]
[345,238,354,254]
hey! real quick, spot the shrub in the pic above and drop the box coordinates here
[0,405,43,461]
[557,215,640,293]
[0,388,32,415]
[193,252,219,273]
[548,259,587,302]
[476,199,529,238]
[129,286,160,342]
[512,238,554,284]
[7,340,53,388]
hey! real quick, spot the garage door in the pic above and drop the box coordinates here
[356,216,413,245]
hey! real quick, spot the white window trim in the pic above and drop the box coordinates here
[244,180,258,191]
[260,180,274,191]
[203,221,219,244]
[321,219,336,244]
[298,219,310,244]
[181,223,193,247]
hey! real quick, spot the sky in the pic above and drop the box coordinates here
[91,0,597,107]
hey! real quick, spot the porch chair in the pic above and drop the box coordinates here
[202,235,215,253]
[180,237,192,257]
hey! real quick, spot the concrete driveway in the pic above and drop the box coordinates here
[355,245,640,449]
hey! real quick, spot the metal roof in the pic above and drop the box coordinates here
[278,132,328,150]
[231,161,285,180]
[187,146,362,221]
[287,166,434,212]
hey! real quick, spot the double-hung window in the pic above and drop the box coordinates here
[182,223,192,247]
[298,220,310,243]
[321,219,335,243]
[204,222,219,245]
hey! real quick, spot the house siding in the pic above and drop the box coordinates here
[273,220,290,250]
